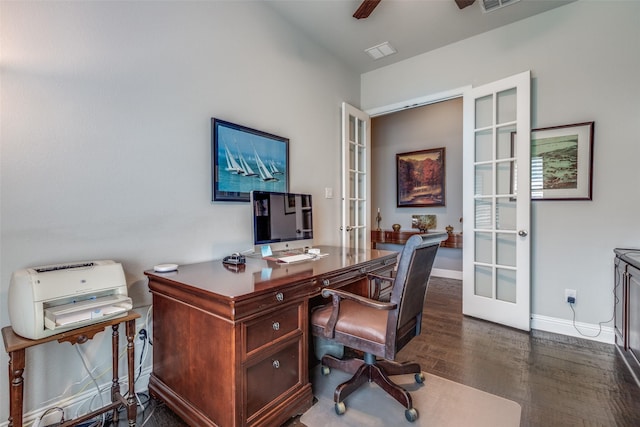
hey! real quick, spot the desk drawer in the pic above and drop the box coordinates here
[236,280,319,319]
[245,304,301,354]
[319,256,396,288]
[246,340,301,420]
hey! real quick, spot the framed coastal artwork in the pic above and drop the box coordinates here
[396,148,446,207]
[530,122,594,201]
[212,118,289,202]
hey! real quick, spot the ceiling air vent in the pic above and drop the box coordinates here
[365,41,397,60]
[481,0,521,13]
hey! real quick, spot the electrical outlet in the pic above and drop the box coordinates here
[565,288,577,303]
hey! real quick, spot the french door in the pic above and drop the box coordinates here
[340,102,371,250]
[462,71,531,331]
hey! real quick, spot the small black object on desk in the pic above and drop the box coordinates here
[223,253,246,265]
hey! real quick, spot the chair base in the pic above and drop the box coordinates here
[321,353,422,410]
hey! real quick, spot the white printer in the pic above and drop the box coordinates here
[8,260,133,340]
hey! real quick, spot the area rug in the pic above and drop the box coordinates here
[300,365,521,427]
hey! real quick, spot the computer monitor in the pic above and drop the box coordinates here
[250,190,313,254]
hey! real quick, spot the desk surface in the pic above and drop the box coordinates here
[144,245,397,300]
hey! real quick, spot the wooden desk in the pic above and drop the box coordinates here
[144,246,397,427]
[2,312,140,427]
[371,230,463,249]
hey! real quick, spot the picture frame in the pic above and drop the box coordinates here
[530,122,594,201]
[396,148,445,207]
[411,214,437,232]
[285,194,296,214]
[212,118,289,202]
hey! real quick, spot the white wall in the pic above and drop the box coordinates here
[0,1,358,422]
[362,1,640,332]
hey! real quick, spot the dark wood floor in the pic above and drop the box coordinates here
[119,277,640,426]
[398,277,640,426]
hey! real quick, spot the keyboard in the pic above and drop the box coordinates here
[277,253,314,264]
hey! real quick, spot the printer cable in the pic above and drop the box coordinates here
[32,407,64,427]
[74,345,106,426]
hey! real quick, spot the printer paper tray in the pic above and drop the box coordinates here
[44,295,133,331]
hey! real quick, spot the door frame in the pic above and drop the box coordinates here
[365,87,469,280]
[365,87,470,118]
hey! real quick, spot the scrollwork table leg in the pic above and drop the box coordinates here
[7,348,25,427]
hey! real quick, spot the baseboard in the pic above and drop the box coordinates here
[530,314,615,345]
[427,272,613,345]
[431,268,462,280]
[0,369,152,427]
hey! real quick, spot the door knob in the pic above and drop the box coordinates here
[518,230,528,237]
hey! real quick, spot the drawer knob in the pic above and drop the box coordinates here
[272,360,280,369]
[322,279,330,287]
[272,322,280,331]
[275,292,284,302]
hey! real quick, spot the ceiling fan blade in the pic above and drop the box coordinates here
[455,0,476,9]
[353,0,382,19]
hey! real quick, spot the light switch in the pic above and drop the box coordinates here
[325,187,333,199]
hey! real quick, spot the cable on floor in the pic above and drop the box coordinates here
[568,273,618,338]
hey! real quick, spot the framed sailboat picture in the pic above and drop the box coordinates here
[212,118,289,202]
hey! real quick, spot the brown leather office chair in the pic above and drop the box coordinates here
[311,233,443,422]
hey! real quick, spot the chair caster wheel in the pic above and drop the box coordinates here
[415,372,425,384]
[335,401,346,415]
[405,407,419,422]
[321,366,331,376]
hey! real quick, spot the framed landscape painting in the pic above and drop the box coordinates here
[212,118,289,202]
[530,122,594,201]
[396,148,446,207]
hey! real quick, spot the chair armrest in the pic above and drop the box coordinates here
[320,288,397,338]
[321,288,396,311]
[367,272,395,301]
[367,272,394,283]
